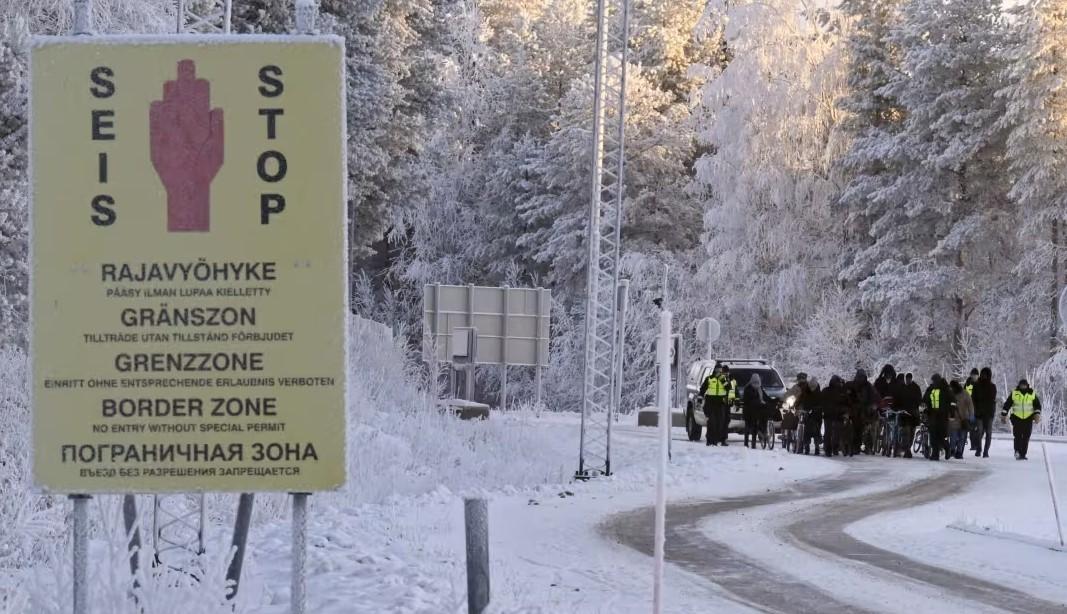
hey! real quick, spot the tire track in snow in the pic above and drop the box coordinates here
[601,468,879,614]
[783,466,1067,614]
[603,456,1066,613]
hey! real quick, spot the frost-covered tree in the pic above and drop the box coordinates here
[853,0,1012,369]
[0,33,27,348]
[837,0,905,286]
[318,0,456,261]
[691,0,849,361]
[999,0,1067,355]
[517,69,694,294]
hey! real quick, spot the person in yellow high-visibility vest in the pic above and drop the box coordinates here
[922,374,955,461]
[1001,379,1042,460]
[700,365,731,447]
[723,365,737,445]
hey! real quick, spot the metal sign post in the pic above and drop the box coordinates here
[535,288,547,407]
[291,492,310,614]
[452,327,478,400]
[464,498,490,613]
[71,495,90,614]
[696,317,720,360]
[226,493,255,599]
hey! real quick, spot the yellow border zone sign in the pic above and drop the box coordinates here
[30,36,347,493]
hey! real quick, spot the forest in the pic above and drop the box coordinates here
[0,0,1065,429]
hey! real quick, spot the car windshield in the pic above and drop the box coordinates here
[727,367,784,388]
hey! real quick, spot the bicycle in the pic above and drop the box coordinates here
[913,409,930,459]
[781,421,796,452]
[780,407,800,452]
[881,409,908,457]
[794,409,808,454]
[764,418,776,450]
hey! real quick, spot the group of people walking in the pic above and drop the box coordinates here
[701,364,1044,461]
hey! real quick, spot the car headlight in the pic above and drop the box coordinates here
[785,395,796,409]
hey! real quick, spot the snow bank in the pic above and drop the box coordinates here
[0,317,579,612]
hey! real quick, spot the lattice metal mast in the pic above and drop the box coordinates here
[176,0,233,33]
[150,0,234,569]
[577,0,630,478]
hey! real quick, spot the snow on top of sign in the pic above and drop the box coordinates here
[31,34,344,48]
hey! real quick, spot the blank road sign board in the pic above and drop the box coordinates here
[423,285,550,367]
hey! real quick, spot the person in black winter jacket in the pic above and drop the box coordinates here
[822,376,847,457]
[849,369,878,454]
[874,364,896,399]
[970,367,997,458]
[801,377,823,454]
[923,374,956,461]
[899,373,923,458]
[743,374,771,449]
[887,373,909,457]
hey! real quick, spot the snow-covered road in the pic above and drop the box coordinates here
[607,441,1067,614]
[222,417,1067,613]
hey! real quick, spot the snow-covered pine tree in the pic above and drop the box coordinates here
[320,0,453,261]
[691,0,849,361]
[837,0,905,289]
[999,0,1067,356]
[856,0,1013,370]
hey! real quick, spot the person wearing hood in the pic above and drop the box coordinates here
[849,369,878,454]
[923,374,955,461]
[875,364,896,399]
[743,373,770,449]
[949,380,974,459]
[900,373,923,458]
[821,376,847,457]
[888,373,909,457]
[965,368,980,451]
[802,376,823,455]
[970,367,997,457]
[1002,379,1042,460]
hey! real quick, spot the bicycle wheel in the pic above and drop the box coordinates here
[912,425,925,454]
[767,422,776,450]
[795,423,805,454]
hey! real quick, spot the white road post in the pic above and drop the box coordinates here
[1042,444,1065,547]
[653,310,671,614]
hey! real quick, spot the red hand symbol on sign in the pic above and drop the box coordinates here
[150,59,224,232]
